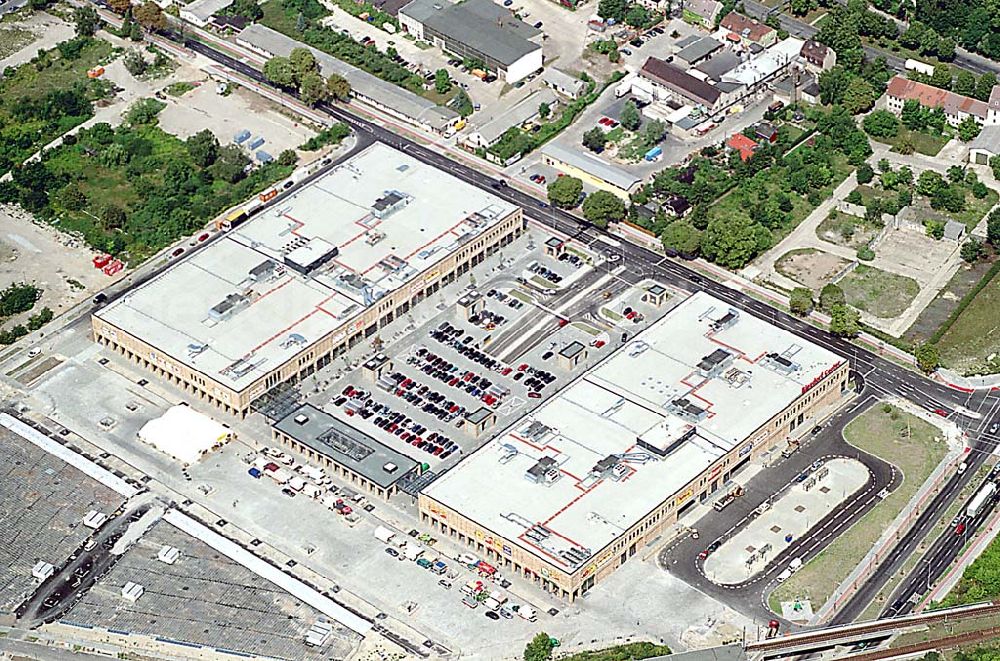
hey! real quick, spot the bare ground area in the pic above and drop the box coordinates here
[775,249,852,290]
[874,228,957,281]
[0,205,124,331]
[157,82,318,157]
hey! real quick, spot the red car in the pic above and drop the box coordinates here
[955,522,966,535]
[170,247,185,258]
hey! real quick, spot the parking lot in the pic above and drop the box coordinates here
[66,520,356,660]
[0,427,125,614]
[313,238,621,471]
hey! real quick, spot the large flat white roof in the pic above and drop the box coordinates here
[423,292,843,573]
[96,143,517,392]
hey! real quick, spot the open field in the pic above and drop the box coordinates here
[769,404,947,613]
[817,212,882,249]
[840,264,920,319]
[937,268,1000,376]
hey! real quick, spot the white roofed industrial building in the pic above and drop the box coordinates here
[419,292,849,600]
[92,144,524,416]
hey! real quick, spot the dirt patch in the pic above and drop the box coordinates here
[0,204,123,330]
[875,228,956,284]
[775,248,852,290]
[840,264,920,319]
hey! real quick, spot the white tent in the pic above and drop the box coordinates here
[138,405,231,464]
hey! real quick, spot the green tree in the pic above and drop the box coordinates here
[930,63,953,90]
[819,282,845,311]
[790,0,817,15]
[957,116,982,142]
[453,89,473,117]
[100,204,127,230]
[123,49,147,76]
[546,176,583,209]
[597,0,627,22]
[975,73,997,102]
[59,185,87,211]
[925,219,945,239]
[581,191,625,228]
[0,284,41,317]
[842,77,875,114]
[227,0,263,20]
[700,214,765,269]
[327,73,351,101]
[125,97,165,125]
[828,303,860,337]
[263,56,296,87]
[660,221,701,256]
[862,109,899,138]
[296,11,306,32]
[582,127,607,152]
[625,3,651,27]
[278,149,298,167]
[434,69,451,94]
[961,237,984,262]
[954,70,977,96]
[789,287,814,316]
[620,100,640,131]
[290,47,318,82]
[524,633,554,661]
[988,209,1000,247]
[991,155,1000,182]
[914,343,939,373]
[900,99,927,130]
[538,102,550,120]
[856,162,875,184]
[186,129,219,167]
[818,66,850,105]
[73,6,100,37]
[298,70,328,105]
[211,144,250,184]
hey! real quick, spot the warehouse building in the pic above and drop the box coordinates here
[539,143,642,200]
[419,292,848,600]
[92,144,524,417]
[399,0,543,84]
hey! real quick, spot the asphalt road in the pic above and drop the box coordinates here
[657,394,898,624]
[741,0,1000,77]
[106,32,1000,627]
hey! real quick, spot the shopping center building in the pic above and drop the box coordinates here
[91,144,524,416]
[418,292,849,600]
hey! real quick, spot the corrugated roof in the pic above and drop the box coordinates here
[542,67,587,95]
[182,0,231,21]
[675,36,723,64]
[471,88,558,144]
[400,0,541,66]
[236,24,457,129]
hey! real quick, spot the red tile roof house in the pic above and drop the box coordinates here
[885,75,991,127]
[726,133,758,161]
[719,12,777,48]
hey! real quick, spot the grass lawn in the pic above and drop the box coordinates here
[840,264,920,319]
[261,1,322,37]
[165,81,197,97]
[937,267,1000,376]
[0,26,34,59]
[769,403,948,613]
[951,187,1000,230]
[869,127,949,157]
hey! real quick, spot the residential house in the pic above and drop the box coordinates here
[799,40,836,72]
[885,75,996,127]
[682,0,723,28]
[719,12,777,48]
[542,68,587,99]
[726,133,758,161]
[969,125,1000,166]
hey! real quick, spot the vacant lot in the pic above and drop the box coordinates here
[937,268,1000,376]
[840,264,920,318]
[769,403,947,613]
[0,26,34,59]
[816,213,881,249]
[870,128,949,157]
[775,248,852,290]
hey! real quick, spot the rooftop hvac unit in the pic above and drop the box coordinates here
[121,582,144,603]
[209,293,249,322]
[305,621,334,647]
[525,456,560,485]
[157,545,181,565]
[32,561,54,581]
[697,348,733,378]
[710,308,740,332]
[83,510,108,529]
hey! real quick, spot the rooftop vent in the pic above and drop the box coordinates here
[669,397,708,422]
[208,293,249,322]
[710,308,740,332]
[525,456,560,485]
[763,352,799,374]
[372,190,410,219]
[383,462,398,473]
[294,413,309,425]
[697,348,733,377]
